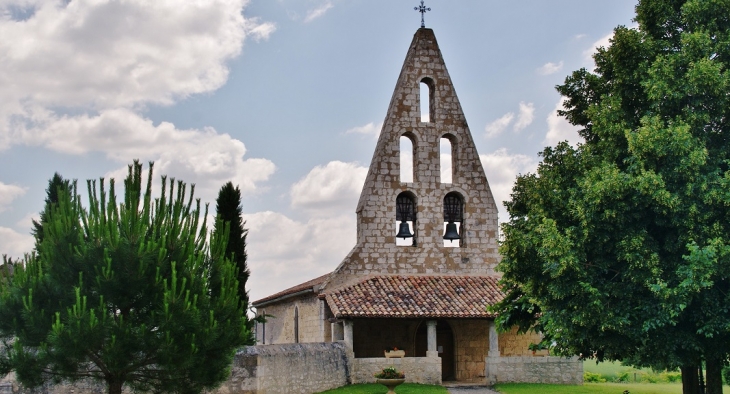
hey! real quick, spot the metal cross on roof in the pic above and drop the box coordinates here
[414,1,431,28]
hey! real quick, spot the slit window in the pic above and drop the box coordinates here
[294,306,299,343]
[396,192,416,246]
[400,135,414,183]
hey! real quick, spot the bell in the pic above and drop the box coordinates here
[443,221,460,241]
[396,221,413,239]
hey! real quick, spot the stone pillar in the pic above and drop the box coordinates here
[486,320,500,385]
[343,320,354,351]
[426,320,438,358]
[332,321,344,342]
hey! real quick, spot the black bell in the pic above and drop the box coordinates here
[396,221,413,239]
[443,221,460,241]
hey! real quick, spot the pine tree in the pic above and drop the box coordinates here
[0,161,250,394]
[214,182,250,320]
[31,173,72,249]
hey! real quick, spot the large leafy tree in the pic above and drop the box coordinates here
[0,161,250,394]
[492,1,730,393]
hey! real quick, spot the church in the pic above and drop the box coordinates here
[252,25,581,385]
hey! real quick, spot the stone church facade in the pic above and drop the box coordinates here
[252,27,581,385]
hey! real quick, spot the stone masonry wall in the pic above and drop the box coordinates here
[499,327,544,357]
[322,28,501,293]
[214,343,351,394]
[255,296,321,345]
[449,319,489,381]
[351,357,441,385]
[486,356,583,385]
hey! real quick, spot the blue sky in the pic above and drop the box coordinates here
[0,0,636,301]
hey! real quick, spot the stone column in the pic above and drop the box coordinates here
[426,320,438,358]
[486,320,500,385]
[343,320,354,351]
[488,320,500,357]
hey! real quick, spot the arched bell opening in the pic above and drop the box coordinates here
[395,192,417,247]
[443,192,463,248]
[400,134,415,183]
[420,77,435,123]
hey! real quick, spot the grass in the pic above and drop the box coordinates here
[494,383,730,394]
[317,383,447,394]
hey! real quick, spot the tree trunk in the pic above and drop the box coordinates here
[682,365,700,394]
[705,357,723,394]
[107,379,123,394]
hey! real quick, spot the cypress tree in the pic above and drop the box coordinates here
[214,182,250,313]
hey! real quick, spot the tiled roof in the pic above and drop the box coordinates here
[252,273,330,307]
[324,275,503,319]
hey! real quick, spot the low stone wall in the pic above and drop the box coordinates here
[0,372,109,394]
[351,357,441,385]
[214,342,351,394]
[485,356,583,385]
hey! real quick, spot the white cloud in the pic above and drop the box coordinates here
[513,102,535,132]
[484,112,514,139]
[290,161,367,215]
[480,149,538,223]
[0,182,26,212]
[22,109,276,200]
[245,211,355,302]
[345,122,382,139]
[544,99,583,147]
[304,1,333,23]
[0,0,275,150]
[537,61,564,75]
[0,0,270,112]
[0,227,34,258]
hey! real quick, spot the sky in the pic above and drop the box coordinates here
[0,0,638,303]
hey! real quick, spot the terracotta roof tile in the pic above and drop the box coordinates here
[324,275,503,319]
[252,273,330,306]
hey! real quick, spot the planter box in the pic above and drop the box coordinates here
[384,350,405,358]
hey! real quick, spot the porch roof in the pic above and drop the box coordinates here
[323,275,503,319]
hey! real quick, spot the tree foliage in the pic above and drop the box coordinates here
[31,173,72,249]
[0,161,250,394]
[214,182,250,311]
[492,1,730,393]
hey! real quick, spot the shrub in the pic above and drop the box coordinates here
[374,367,405,379]
[616,371,631,382]
[723,366,730,384]
[583,371,606,383]
[641,372,659,383]
[660,371,682,383]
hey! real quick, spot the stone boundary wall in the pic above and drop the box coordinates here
[351,356,441,385]
[485,356,583,385]
[214,343,351,394]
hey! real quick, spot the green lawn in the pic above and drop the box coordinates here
[494,383,730,394]
[318,383,447,394]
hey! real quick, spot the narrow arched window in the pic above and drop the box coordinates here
[420,78,434,123]
[440,137,453,184]
[294,306,299,343]
[396,192,417,246]
[443,192,463,248]
[400,135,414,183]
